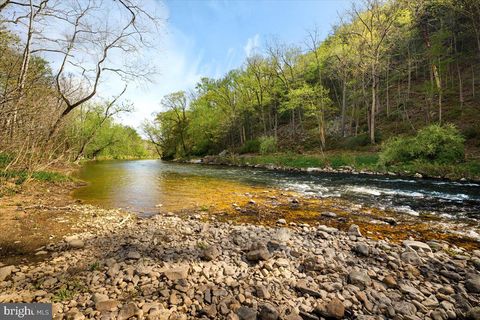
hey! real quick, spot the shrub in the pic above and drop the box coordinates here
[341,131,382,149]
[259,136,277,154]
[379,124,465,165]
[239,139,260,154]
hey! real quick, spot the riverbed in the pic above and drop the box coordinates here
[73,160,480,247]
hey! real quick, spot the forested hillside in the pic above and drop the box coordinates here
[145,0,480,162]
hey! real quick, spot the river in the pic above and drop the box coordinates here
[73,159,480,221]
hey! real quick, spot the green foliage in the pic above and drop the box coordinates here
[0,153,13,169]
[341,134,371,149]
[0,170,70,185]
[380,124,465,165]
[66,104,155,161]
[259,136,277,154]
[239,139,260,154]
[52,288,75,302]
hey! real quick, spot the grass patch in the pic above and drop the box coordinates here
[0,170,70,185]
[218,151,478,180]
[233,152,380,171]
[52,288,75,302]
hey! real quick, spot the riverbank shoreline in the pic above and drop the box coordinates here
[176,152,480,182]
[0,205,479,319]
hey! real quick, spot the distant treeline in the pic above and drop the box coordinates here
[144,0,480,160]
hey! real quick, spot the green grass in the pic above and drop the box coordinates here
[230,152,380,171]
[0,170,70,185]
[52,288,75,302]
[216,152,479,180]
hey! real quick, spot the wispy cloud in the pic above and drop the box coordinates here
[118,25,205,128]
[244,34,260,57]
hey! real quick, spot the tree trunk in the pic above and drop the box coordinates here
[370,62,376,145]
[473,65,476,98]
[341,77,347,137]
[386,57,390,117]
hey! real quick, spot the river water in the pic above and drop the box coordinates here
[73,160,480,221]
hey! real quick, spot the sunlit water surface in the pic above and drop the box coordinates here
[73,160,480,221]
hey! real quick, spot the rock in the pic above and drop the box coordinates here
[383,275,397,288]
[0,266,14,282]
[169,292,180,305]
[276,218,286,225]
[295,282,322,298]
[246,244,271,262]
[353,243,369,256]
[401,251,422,265]
[201,246,220,261]
[393,301,417,316]
[465,275,480,293]
[237,306,257,320]
[317,225,338,234]
[96,300,119,312]
[255,284,270,299]
[321,212,337,218]
[473,258,480,270]
[259,304,279,320]
[348,270,372,289]
[414,173,423,178]
[202,305,217,318]
[348,224,362,237]
[92,293,109,304]
[126,250,141,259]
[325,298,345,319]
[403,240,432,252]
[68,239,85,249]
[274,228,291,243]
[65,310,85,320]
[163,267,189,280]
[466,307,480,320]
[118,302,140,320]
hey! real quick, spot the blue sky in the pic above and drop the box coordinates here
[119,0,352,127]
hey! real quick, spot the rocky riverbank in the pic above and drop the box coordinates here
[1,206,479,320]
[180,154,480,182]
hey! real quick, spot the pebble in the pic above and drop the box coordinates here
[0,206,478,320]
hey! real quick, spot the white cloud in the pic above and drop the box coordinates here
[244,34,260,57]
[117,25,206,129]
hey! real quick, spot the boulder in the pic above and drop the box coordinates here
[465,275,480,293]
[0,266,14,282]
[259,304,279,320]
[348,270,371,289]
[68,239,85,249]
[353,243,370,256]
[163,267,189,281]
[246,243,271,262]
[401,251,422,265]
[118,303,140,320]
[402,240,432,252]
[201,246,220,261]
[325,298,345,319]
[348,224,362,237]
[237,306,257,320]
[96,300,119,312]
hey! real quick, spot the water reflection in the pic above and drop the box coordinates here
[73,159,480,219]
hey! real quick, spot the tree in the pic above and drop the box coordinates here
[348,0,401,144]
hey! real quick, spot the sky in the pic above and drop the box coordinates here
[117,0,353,128]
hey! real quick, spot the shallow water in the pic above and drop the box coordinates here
[73,160,480,220]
